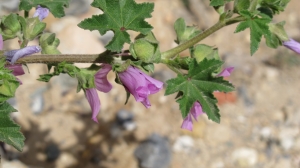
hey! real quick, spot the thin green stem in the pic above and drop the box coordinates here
[161,16,246,59]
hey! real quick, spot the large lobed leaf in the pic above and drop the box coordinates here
[165,59,234,123]
[0,102,25,152]
[19,0,70,18]
[234,11,271,55]
[78,0,154,52]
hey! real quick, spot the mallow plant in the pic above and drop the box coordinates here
[0,0,297,151]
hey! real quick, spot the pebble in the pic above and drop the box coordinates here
[232,147,258,167]
[55,152,77,168]
[2,159,28,168]
[46,144,60,162]
[173,135,194,153]
[134,133,171,168]
[30,87,48,115]
[116,109,136,131]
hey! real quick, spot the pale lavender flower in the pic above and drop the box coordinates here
[217,67,234,77]
[85,64,113,123]
[33,5,49,21]
[283,38,300,54]
[118,66,163,108]
[181,101,204,131]
[1,34,25,83]
[5,46,41,64]
[85,88,100,123]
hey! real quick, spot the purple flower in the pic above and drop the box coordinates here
[33,5,49,21]
[5,46,41,64]
[217,67,234,77]
[85,88,100,123]
[85,64,113,123]
[94,64,112,93]
[1,34,25,83]
[181,101,204,131]
[283,38,300,54]
[118,66,163,108]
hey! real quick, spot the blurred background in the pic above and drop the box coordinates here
[1,0,300,167]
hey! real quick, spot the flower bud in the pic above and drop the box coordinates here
[39,33,61,54]
[0,14,21,40]
[20,17,46,41]
[192,44,220,62]
[129,32,161,63]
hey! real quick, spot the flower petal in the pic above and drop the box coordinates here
[119,66,147,102]
[94,64,112,93]
[33,5,49,21]
[190,101,204,121]
[85,88,100,123]
[6,46,41,64]
[283,38,300,54]
[181,114,193,131]
[135,68,164,94]
[5,64,25,76]
[217,67,234,77]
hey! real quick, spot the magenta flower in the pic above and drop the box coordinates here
[181,101,204,131]
[33,5,49,21]
[118,66,163,108]
[217,67,234,77]
[283,38,300,54]
[85,88,101,123]
[4,46,41,64]
[85,64,112,123]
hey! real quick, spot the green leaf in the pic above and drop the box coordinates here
[19,0,70,18]
[210,0,232,6]
[0,61,20,102]
[0,102,25,152]
[260,0,290,15]
[165,59,234,123]
[234,11,271,55]
[78,0,154,52]
[234,0,250,13]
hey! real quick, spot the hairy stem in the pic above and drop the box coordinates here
[161,16,245,59]
[1,50,115,64]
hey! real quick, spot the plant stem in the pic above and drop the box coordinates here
[161,16,245,59]
[1,50,115,64]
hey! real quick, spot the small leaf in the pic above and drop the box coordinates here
[0,102,25,152]
[78,0,154,52]
[19,0,70,18]
[165,59,234,123]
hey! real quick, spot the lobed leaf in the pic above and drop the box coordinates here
[165,59,234,123]
[0,102,25,152]
[78,0,154,52]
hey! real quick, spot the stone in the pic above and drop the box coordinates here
[232,147,258,167]
[2,159,28,168]
[173,135,194,153]
[46,144,60,161]
[116,109,136,131]
[134,133,171,168]
[55,152,77,168]
[0,0,19,12]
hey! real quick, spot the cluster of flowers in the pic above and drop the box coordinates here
[1,5,300,131]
